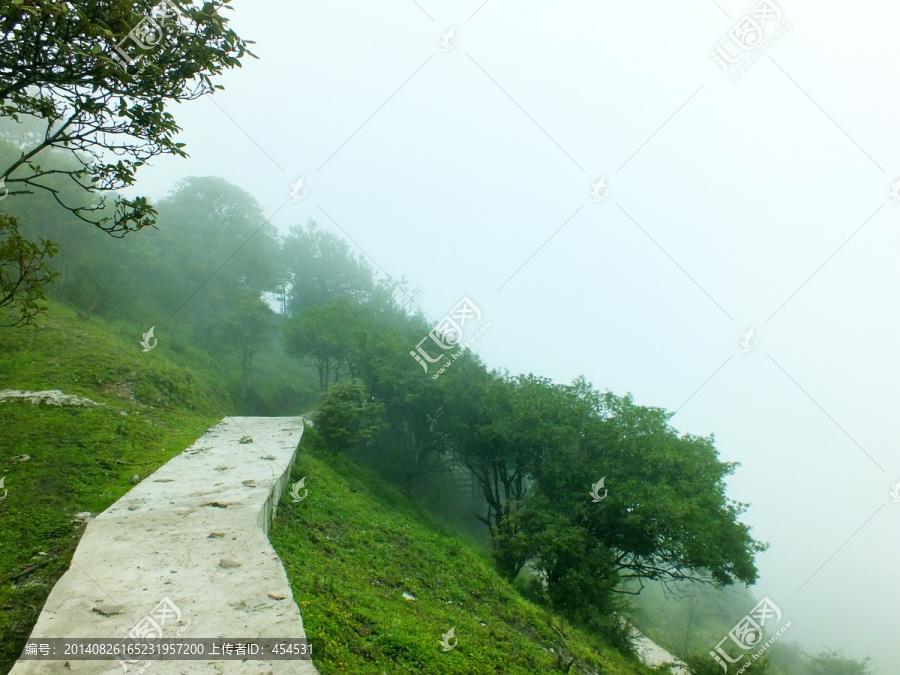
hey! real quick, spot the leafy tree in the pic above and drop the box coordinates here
[124,176,281,334]
[0,135,112,320]
[314,378,384,454]
[295,293,458,494]
[361,311,457,494]
[0,0,254,234]
[519,491,630,648]
[443,377,767,638]
[281,220,374,313]
[685,652,771,675]
[284,297,362,391]
[210,292,275,397]
[280,223,448,490]
[805,649,873,675]
[523,388,765,595]
[0,212,57,326]
[444,372,572,579]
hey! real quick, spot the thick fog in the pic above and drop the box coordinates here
[124,1,900,671]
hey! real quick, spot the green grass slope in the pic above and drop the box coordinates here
[270,431,658,675]
[0,301,660,675]
[0,301,228,672]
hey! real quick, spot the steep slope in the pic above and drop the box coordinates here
[0,302,227,672]
[0,302,661,674]
[270,434,658,675]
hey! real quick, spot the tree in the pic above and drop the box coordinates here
[127,176,281,332]
[0,0,254,235]
[443,375,767,635]
[0,212,57,326]
[525,387,765,586]
[446,372,571,580]
[360,311,457,494]
[685,652,771,675]
[210,292,275,397]
[281,220,374,313]
[314,379,384,454]
[805,649,873,675]
[284,298,358,391]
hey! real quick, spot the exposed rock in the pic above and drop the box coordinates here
[630,626,691,674]
[0,389,103,408]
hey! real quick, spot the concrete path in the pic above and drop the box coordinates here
[12,416,319,674]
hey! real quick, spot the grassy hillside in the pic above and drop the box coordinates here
[270,430,658,675]
[0,301,228,672]
[0,301,660,674]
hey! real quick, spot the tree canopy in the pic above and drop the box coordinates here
[0,0,254,234]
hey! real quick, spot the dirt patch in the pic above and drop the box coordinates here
[98,382,138,404]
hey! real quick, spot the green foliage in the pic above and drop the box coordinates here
[519,387,767,599]
[805,649,873,675]
[0,120,774,669]
[0,212,58,326]
[0,0,254,234]
[284,297,359,390]
[281,220,374,313]
[685,652,772,674]
[0,164,304,409]
[207,291,276,396]
[269,433,658,674]
[314,379,384,454]
[131,175,282,327]
[518,492,626,642]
